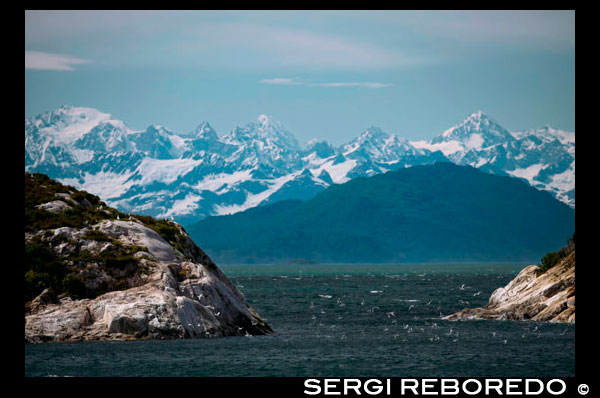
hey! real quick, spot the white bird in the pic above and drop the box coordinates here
[473,291,482,296]
[408,305,415,311]
[459,284,466,290]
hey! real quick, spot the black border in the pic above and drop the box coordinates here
[22,7,586,397]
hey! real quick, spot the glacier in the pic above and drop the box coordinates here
[25,106,575,224]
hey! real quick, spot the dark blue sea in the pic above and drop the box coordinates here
[24,263,575,377]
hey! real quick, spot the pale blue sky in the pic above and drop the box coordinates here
[25,10,575,145]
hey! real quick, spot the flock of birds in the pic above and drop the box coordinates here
[291,276,573,345]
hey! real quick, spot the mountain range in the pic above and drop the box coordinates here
[25,106,575,225]
[186,163,575,264]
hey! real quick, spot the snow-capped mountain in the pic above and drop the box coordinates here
[25,106,574,225]
[410,111,575,206]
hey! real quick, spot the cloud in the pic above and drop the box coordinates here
[25,12,429,70]
[259,78,393,88]
[25,51,91,71]
[311,82,393,88]
[394,11,574,51]
[175,22,417,70]
[259,78,301,85]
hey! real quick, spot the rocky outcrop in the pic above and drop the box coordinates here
[444,250,574,323]
[25,173,272,342]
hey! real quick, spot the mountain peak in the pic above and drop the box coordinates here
[361,126,388,137]
[257,114,271,126]
[56,105,110,119]
[220,115,300,154]
[468,110,489,120]
[192,121,218,139]
[440,111,504,140]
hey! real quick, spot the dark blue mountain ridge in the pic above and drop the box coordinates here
[187,162,574,264]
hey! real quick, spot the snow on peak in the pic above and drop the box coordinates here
[305,138,321,147]
[192,122,218,139]
[224,115,300,151]
[469,110,488,119]
[25,105,576,220]
[437,111,508,144]
[510,125,575,145]
[349,127,389,146]
[257,114,270,125]
[27,106,127,145]
[461,110,493,128]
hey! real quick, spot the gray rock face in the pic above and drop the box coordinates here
[35,200,72,213]
[25,219,272,343]
[444,251,575,323]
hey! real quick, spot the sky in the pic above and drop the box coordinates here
[25,10,575,146]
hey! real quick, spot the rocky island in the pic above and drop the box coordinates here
[444,237,575,323]
[25,173,272,342]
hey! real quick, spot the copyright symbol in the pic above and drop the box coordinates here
[578,384,589,395]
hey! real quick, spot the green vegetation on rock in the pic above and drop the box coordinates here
[24,172,216,307]
[539,234,575,273]
[24,173,151,304]
[25,173,128,232]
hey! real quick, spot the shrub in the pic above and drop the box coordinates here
[539,251,561,273]
[71,190,100,206]
[24,238,66,303]
[538,234,575,274]
[62,273,87,299]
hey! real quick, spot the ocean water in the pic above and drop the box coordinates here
[25,263,575,377]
